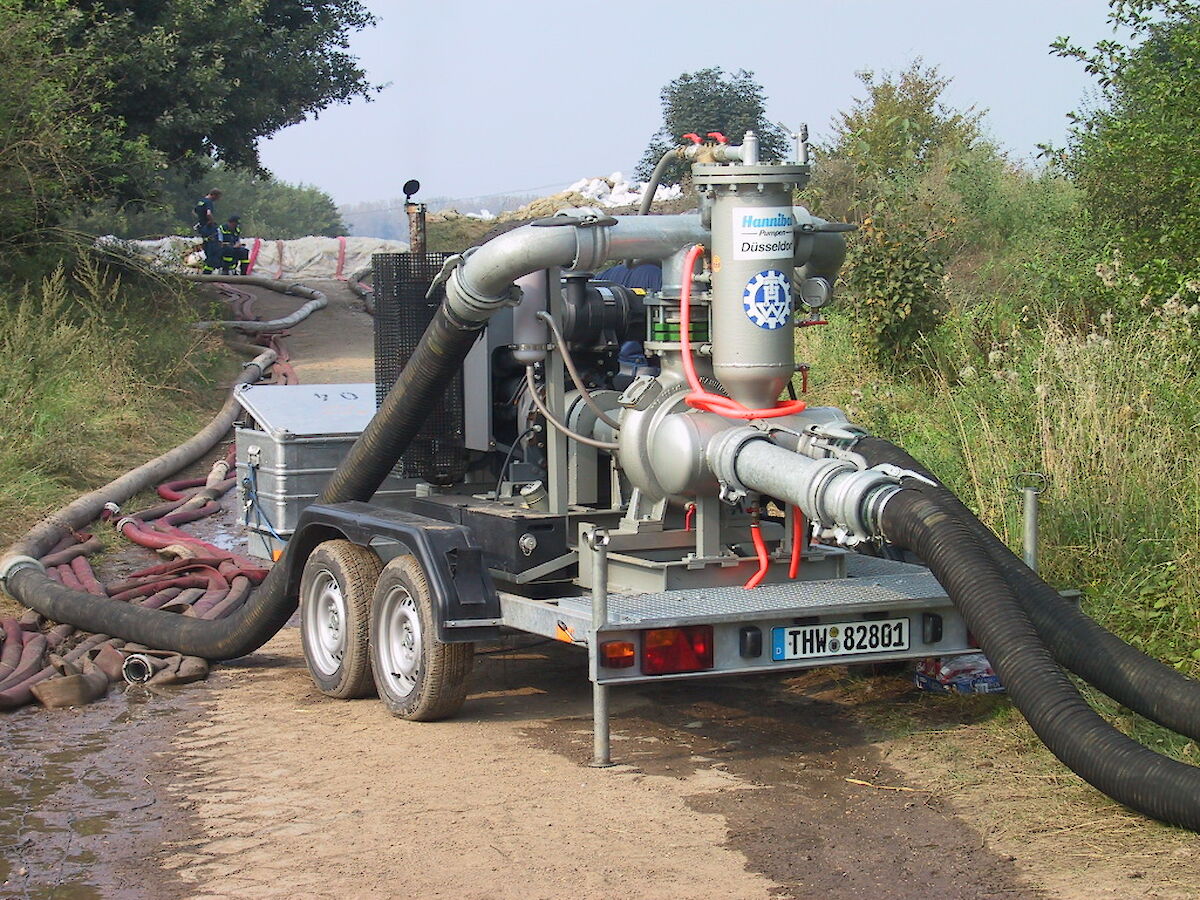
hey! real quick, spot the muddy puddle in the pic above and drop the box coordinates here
[0,643,209,899]
[0,464,266,899]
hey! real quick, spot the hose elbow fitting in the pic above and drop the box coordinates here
[444,265,515,325]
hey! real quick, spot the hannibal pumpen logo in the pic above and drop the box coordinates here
[743,270,792,330]
[733,206,796,260]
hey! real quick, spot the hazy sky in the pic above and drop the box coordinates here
[256,0,1118,207]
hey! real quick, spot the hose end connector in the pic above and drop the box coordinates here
[0,554,46,592]
[445,263,521,325]
[707,427,772,503]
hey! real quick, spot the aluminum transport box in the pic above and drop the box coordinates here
[234,383,411,550]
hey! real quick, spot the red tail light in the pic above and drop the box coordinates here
[642,626,714,675]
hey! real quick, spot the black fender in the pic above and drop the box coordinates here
[286,501,500,642]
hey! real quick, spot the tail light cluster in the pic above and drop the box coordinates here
[599,626,715,675]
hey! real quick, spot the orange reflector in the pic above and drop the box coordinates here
[641,626,714,675]
[271,548,284,562]
[599,641,636,668]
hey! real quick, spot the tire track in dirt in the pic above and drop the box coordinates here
[153,627,779,899]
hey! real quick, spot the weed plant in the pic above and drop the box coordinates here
[802,236,1200,678]
[0,256,226,547]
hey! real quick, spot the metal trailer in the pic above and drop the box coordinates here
[236,401,974,764]
[258,490,974,765]
[233,135,977,763]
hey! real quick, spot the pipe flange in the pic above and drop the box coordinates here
[707,427,771,504]
[0,555,45,590]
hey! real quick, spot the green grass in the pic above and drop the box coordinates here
[799,285,1200,679]
[0,256,228,549]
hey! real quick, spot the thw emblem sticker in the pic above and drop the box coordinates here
[743,270,792,330]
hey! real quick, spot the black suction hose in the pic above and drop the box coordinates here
[882,489,1200,829]
[858,436,1200,743]
[5,306,484,659]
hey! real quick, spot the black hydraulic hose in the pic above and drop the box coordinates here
[858,436,1200,742]
[4,305,484,660]
[882,489,1200,829]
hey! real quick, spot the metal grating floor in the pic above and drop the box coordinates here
[552,572,948,628]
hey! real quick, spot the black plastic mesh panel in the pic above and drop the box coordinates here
[373,252,467,482]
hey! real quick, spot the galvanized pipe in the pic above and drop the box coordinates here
[588,528,614,768]
[446,214,708,323]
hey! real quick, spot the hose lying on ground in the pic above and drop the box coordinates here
[858,436,1200,744]
[2,304,484,659]
[346,266,374,315]
[880,489,1200,831]
[4,350,274,563]
[188,274,327,332]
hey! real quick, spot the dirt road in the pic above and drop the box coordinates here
[2,280,1198,899]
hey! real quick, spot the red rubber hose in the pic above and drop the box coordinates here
[789,507,804,580]
[744,521,770,590]
[678,244,806,420]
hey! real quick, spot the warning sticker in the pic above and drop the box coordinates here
[743,270,792,330]
[732,206,796,260]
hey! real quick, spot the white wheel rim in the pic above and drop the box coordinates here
[378,585,421,699]
[303,569,347,676]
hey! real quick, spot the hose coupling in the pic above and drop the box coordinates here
[122,653,164,684]
[802,460,900,546]
[707,427,772,504]
[114,516,140,534]
[444,259,522,324]
[0,555,45,590]
[873,463,938,488]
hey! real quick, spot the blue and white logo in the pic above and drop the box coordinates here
[743,270,791,330]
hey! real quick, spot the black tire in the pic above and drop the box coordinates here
[299,540,382,699]
[369,555,474,721]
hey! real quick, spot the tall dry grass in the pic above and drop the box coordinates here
[800,311,1200,675]
[0,259,225,546]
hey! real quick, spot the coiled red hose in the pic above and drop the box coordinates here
[678,244,806,420]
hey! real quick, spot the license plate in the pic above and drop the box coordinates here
[771,618,910,661]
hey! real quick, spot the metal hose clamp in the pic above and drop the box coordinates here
[707,426,771,504]
[0,555,46,590]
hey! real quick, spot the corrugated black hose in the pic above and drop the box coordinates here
[882,489,1200,829]
[6,306,484,660]
[859,436,1200,743]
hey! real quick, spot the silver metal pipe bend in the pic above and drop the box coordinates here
[444,213,710,325]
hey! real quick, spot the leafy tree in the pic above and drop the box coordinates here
[0,2,160,257]
[1053,1,1200,283]
[636,68,788,182]
[28,0,377,176]
[830,61,982,181]
[811,62,985,369]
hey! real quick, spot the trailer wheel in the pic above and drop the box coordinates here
[299,540,382,699]
[369,555,474,721]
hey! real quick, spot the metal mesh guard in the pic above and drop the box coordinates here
[373,252,467,482]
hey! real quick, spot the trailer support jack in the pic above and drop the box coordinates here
[587,527,615,769]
